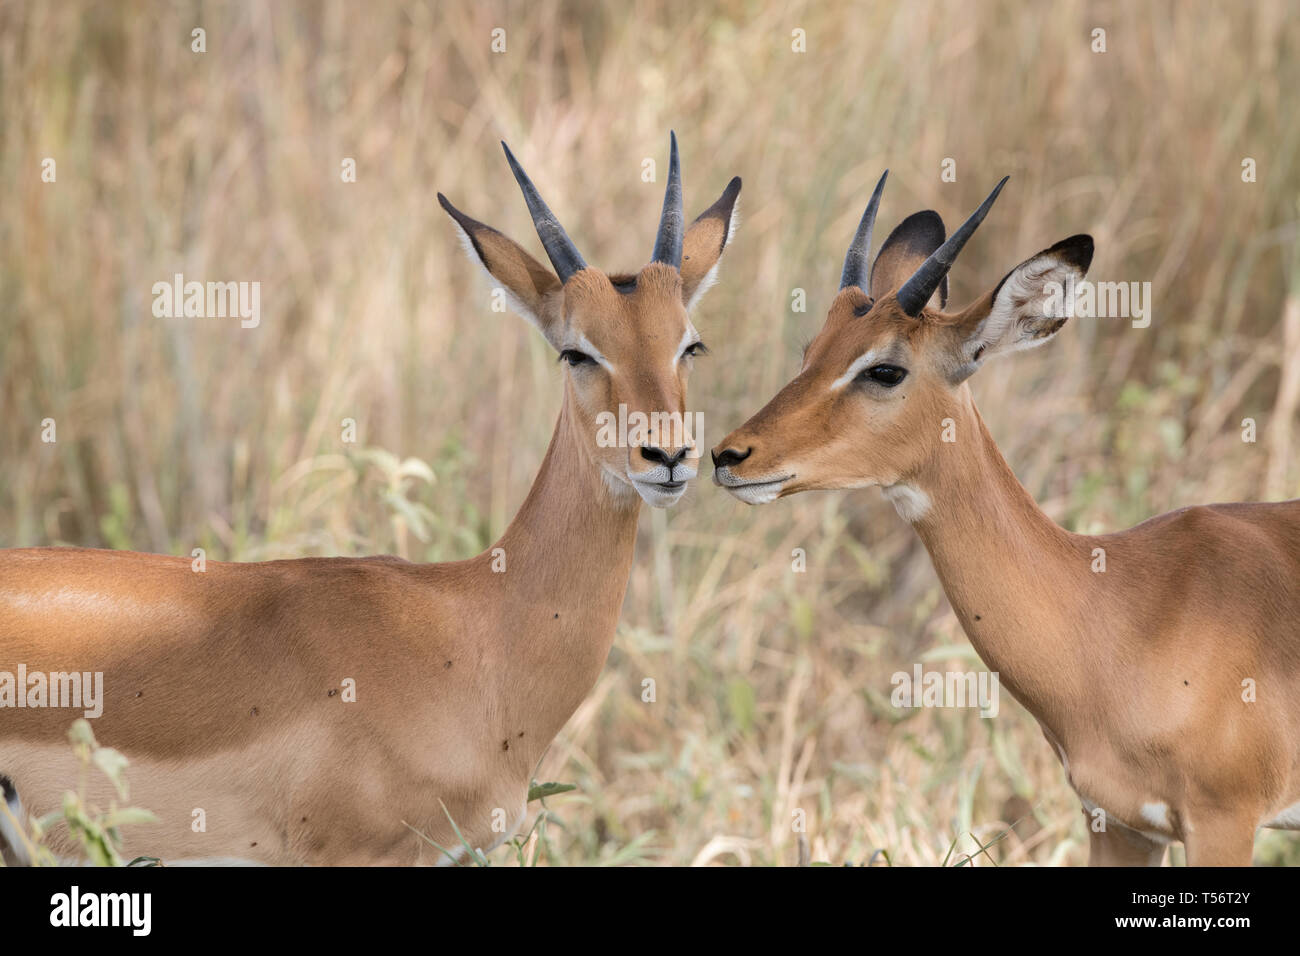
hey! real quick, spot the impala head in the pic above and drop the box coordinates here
[713,172,1093,510]
[439,133,740,508]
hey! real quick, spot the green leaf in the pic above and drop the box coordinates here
[527,781,577,802]
[92,747,131,799]
[919,644,982,664]
[598,830,659,866]
[67,718,96,749]
[437,800,489,867]
[791,597,814,640]
[397,457,436,485]
[101,807,158,828]
[727,678,756,735]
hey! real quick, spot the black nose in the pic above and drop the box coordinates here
[641,445,689,467]
[711,446,752,468]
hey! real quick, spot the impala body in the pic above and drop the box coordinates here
[0,135,741,865]
[713,173,1300,865]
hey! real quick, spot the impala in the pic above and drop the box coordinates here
[712,172,1300,866]
[0,134,741,865]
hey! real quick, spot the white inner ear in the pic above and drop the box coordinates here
[968,254,1073,361]
[684,202,739,313]
[450,219,565,350]
[927,282,945,311]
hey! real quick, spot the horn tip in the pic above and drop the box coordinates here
[979,175,1010,210]
[500,141,529,187]
[871,169,888,198]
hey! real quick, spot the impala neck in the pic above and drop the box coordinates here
[489,389,642,743]
[901,386,1092,729]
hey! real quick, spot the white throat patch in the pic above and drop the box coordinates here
[882,483,931,522]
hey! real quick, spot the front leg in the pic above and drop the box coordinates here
[1084,809,1167,866]
[1182,812,1256,866]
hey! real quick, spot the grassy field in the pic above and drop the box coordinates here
[2,0,1298,865]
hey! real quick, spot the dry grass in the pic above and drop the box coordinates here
[2,0,1298,865]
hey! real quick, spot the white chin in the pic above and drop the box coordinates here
[632,481,688,508]
[724,480,785,505]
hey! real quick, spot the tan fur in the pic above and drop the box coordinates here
[716,250,1300,867]
[0,167,740,865]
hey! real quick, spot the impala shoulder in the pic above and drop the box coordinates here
[258,556,434,619]
[1119,502,1273,549]
[1168,502,1300,565]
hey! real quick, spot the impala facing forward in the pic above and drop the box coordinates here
[0,134,741,865]
[713,172,1300,866]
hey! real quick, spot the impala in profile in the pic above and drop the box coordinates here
[713,172,1300,866]
[0,134,741,865]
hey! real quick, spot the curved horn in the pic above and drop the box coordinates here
[839,170,889,292]
[651,131,684,269]
[501,141,588,284]
[896,176,1009,316]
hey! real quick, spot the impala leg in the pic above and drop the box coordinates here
[0,776,31,867]
[1182,815,1256,867]
[1084,809,1166,866]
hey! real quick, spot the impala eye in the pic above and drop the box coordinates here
[682,341,709,359]
[859,364,908,387]
[559,349,596,367]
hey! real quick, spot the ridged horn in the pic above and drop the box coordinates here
[501,140,588,283]
[839,170,889,292]
[896,176,1009,316]
[650,131,684,269]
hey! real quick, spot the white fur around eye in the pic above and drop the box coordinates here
[573,333,614,372]
[674,325,701,367]
[830,349,884,391]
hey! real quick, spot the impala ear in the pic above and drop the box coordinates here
[438,192,566,351]
[871,211,948,309]
[680,177,742,311]
[944,234,1094,382]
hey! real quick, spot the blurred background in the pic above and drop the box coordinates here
[2,0,1298,864]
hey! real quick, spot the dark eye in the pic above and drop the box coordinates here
[859,364,908,387]
[682,341,709,359]
[559,349,596,367]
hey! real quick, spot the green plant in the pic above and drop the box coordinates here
[1,719,157,867]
